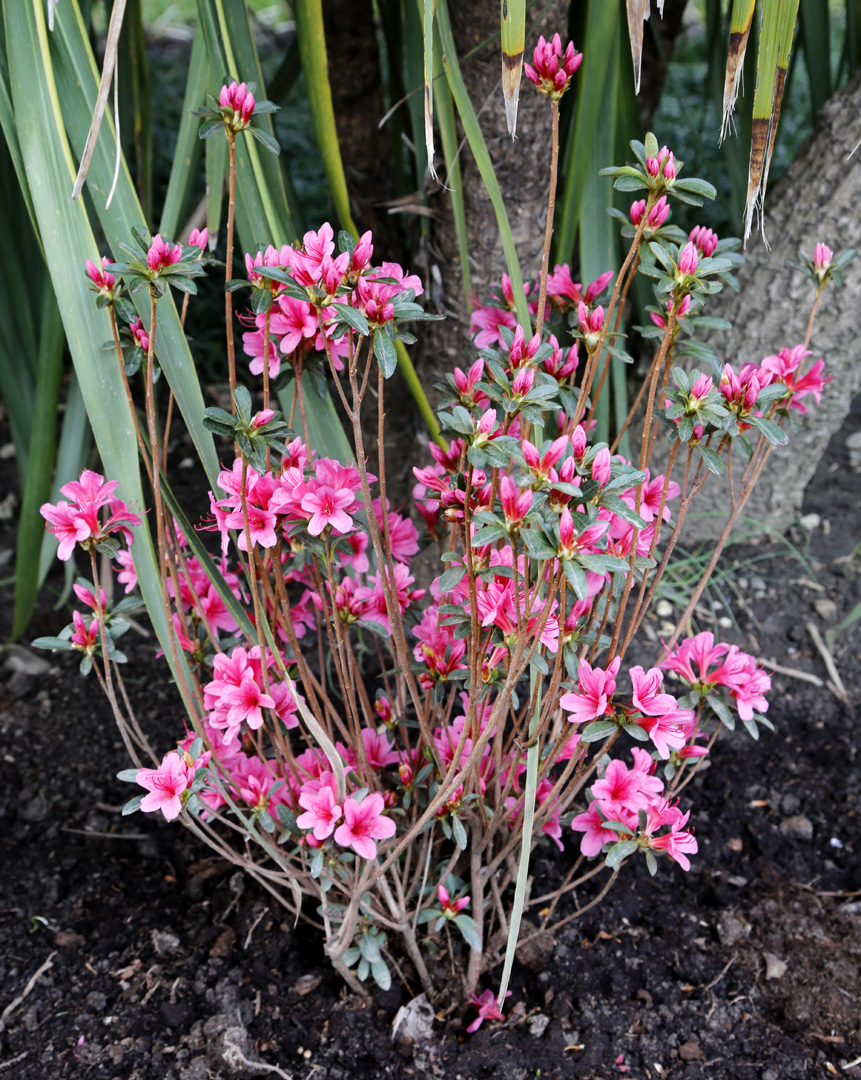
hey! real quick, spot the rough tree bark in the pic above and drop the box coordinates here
[683,67,861,538]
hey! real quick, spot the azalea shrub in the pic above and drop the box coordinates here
[35,39,853,1023]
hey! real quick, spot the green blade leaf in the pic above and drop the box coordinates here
[159,27,207,239]
[11,283,64,640]
[48,0,221,492]
[293,0,359,237]
[6,0,195,709]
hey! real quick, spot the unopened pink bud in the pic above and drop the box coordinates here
[252,409,275,428]
[689,225,718,257]
[591,446,611,487]
[677,241,699,276]
[188,227,208,251]
[813,242,832,273]
[630,199,646,226]
[650,196,670,228]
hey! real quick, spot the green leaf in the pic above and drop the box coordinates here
[451,814,467,850]
[31,636,76,652]
[605,838,639,871]
[696,444,725,475]
[335,304,370,336]
[582,719,618,742]
[747,414,789,446]
[708,693,736,730]
[454,913,482,951]
[248,125,280,155]
[374,332,398,379]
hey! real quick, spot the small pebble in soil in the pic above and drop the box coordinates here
[780,815,814,840]
[814,597,838,621]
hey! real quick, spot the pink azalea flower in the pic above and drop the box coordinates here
[438,884,471,917]
[689,225,718,257]
[296,772,343,840]
[334,792,396,859]
[221,676,276,731]
[467,988,511,1033]
[301,485,355,536]
[40,501,92,560]
[146,234,182,273]
[636,709,693,759]
[137,752,193,821]
[85,256,115,295]
[591,759,651,816]
[629,665,679,716]
[571,801,620,857]
[559,657,621,725]
[116,549,138,593]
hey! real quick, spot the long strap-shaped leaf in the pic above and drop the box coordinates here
[432,18,471,307]
[580,13,622,447]
[798,0,831,120]
[554,0,618,264]
[720,0,756,143]
[423,0,437,177]
[3,0,185,692]
[760,0,801,202]
[501,0,526,136]
[743,0,786,243]
[626,0,650,94]
[48,1,221,491]
[436,0,530,330]
[293,0,359,238]
[159,28,207,240]
[11,283,64,640]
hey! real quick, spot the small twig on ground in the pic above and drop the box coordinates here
[244,907,268,951]
[141,979,161,1006]
[61,827,150,841]
[0,952,56,1028]
[702,953,736,993]
[806,621,850,704]
[223,1040,293,1079]
[0,1052,28,1072]
[758,658,824,688]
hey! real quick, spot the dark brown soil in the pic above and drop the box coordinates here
[1,395,860,1080]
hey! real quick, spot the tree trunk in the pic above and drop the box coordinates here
[682,67,861,538]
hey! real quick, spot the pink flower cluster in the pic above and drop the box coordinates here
[524,33,583,98]
[146,234,182,274]
[41,469,141,561]
[660,632,772,724]
[560,659,697,759]
[85,256,115,296]
[572,748,698,870]
[241,223,421,379]
[220,80,255,128]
